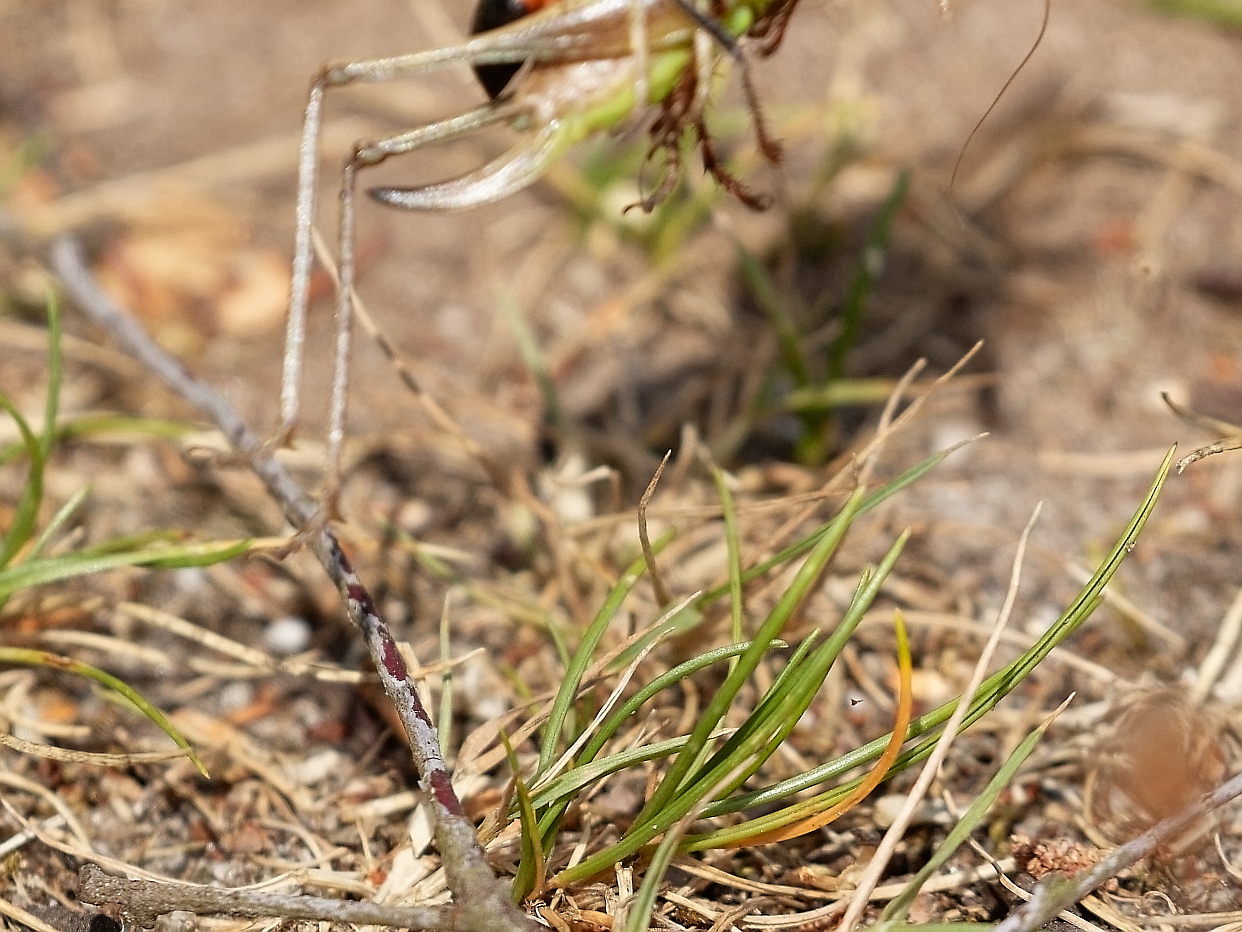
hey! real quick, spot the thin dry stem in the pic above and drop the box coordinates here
[308,228,511,491]
[0,733,185,767]
[639,450,674,607]
[838,502,1042,932]
[1192,583,1242,704]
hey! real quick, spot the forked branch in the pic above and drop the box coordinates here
[50,237,537,932]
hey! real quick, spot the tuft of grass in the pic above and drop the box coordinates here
[1,294,258,775]
[497,442,1174,915]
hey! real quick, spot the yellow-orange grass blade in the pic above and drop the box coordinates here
[726,610,913,847]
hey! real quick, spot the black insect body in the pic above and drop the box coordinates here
[471,0,548,97]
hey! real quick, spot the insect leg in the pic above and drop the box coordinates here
[324,156,357,504]
[278,31,582,451]
[320,102,520,502]
[668,0,737,56]
[280,81,326,442]
[365,103,572,212]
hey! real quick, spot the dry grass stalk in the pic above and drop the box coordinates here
[838,503,1042,931]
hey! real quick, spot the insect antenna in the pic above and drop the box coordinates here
[950,0,1051,190]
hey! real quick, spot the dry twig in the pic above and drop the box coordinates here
[78,864,464,931]
[49,236,536,932]
[992,769,1242,932]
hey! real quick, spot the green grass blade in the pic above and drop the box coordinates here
[0,539,253,600]
[28,486,90,560]
[693,447,1174,825]
[528,640,782,813]
[737,245,810,388]
[40,292,62,461]
[554,658,854,884]
[532,731,716,813]
[879,698,1069,927]
[608,599,701,671]
[716,610,914,849]
[636,486,866,825]
[623,838,672,932]
[0,414,200,467]
[699,591,1102,833]
[575,639,779,777]
[503,732,546,903]
[1,294,63,571]
[0,391,44,569]
[553,492,870,886]
[696,534,907,803]
[827,170,909,382]
[0,647,206,776]
[623,762,751,932]
[501,294,564,433]
[523,639,772,872]
[709,629,822,768]
[695,441,967,610]
[536,530,674,775]
[636,633,822,813]
[711,466,745,653]
[71,529,181,558]
[785,377,910,413]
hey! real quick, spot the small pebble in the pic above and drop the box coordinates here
[217,681,254,712]
[171,567,207,593]
[264,615,312,656]
[397,498,434,535]
[285,749,341,786]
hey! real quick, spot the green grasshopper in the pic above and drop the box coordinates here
[278,0,798,497]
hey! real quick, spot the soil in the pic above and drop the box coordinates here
[1,0,1241,929]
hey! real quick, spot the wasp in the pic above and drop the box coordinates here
[276,0,797,499]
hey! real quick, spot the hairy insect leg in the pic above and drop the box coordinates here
[730,50,781,164]
[672,0,783,165]
[734,0,795,164]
